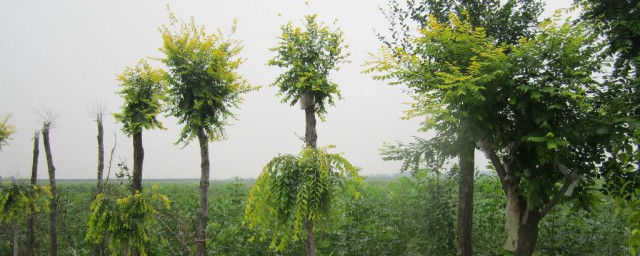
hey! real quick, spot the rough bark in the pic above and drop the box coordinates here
[195,127,210,256]
[456,143,474,256]
[42,122,57,256]
[27,132,39,256]
[132,131,143,194]
[304,105,317,149]
[96,117,105,194]
[515,210,540,256]
[304,102,318,256]
[304,220,317,256]
[93,117,105,256]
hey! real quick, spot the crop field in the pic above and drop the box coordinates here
[0,174,628,255]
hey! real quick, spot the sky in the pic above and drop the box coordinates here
[0,0,573,180]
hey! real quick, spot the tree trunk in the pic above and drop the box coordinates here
[304,104,317,149]
[457,143,474,256]
[304,219,317,256]
[96,117,105,194]
[42,123,57,256]
[130,131,144,256]
[132,131,143,194]
[515,210,540,256]
[13,218,19,256]
[504,186,541,256]
[195,127,210,256]
[304,102,318,256]
[27,132,39,256]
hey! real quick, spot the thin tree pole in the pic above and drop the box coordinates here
[42,120,57,256]
[195,127,210,256]
[26,131,40,256]
[303,96,317,256]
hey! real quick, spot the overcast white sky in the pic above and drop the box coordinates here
[0,0,573,180]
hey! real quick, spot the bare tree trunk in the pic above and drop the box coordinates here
[304,103,317,256]
[132,131,143,194]
[42,122,57,256]
[515,210,540,256]
[195,127,210,256]
[503,189,541,256]
[27,131,39,256]
[13,218,19,256]
[96,116,105,194]
[304,105,317,149]
[129,131,144,256]
[456,143,474,256]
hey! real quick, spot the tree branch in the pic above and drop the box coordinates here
[157,217,190,254]
[540,169,580,219]
[478,139,508,197]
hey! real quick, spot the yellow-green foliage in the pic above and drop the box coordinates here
[113,59,166,136]
[268,14,349,117]
[243,146,361,251]
[0,180,51,223]
[0,115,16,151]
[86,184,170,256]
[160,14,255,144]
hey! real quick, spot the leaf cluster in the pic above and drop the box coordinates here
[268,14,349,116]
[85,184,170,256]
[0,115,15,151]
[578,0,640,76]
[377,0,543,57]
[243,146,361,251]
[113,59,166,136]
[367,13,508,144]
[0,180,51,223]
[160,17,255,144]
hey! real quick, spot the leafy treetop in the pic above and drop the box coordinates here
[160,16,254,144]
[114,59,166,136]
[268,14,349,116]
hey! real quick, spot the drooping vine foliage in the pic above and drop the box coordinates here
[243,146,361,251]
[0,180,51,224]
[86,184,170,256]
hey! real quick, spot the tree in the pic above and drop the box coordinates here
[0,115,15,151]
[114,59,165,195]
[577,0,640,252]
[0,180,51,256]
[160,15,253,256]
[376,2,543,254]
[26,131,40,256]
[92,102,107,196]
[41,116,58,256]
[264,14,348,256]
[370,13,608,256]
[244,146,361,253]
[92,103,106,256]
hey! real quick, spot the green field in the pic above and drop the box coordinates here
[0,174,628,255]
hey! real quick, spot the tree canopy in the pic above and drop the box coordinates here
[160,17,254,144]
[268,14,349,117]
[113,59,166,136]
